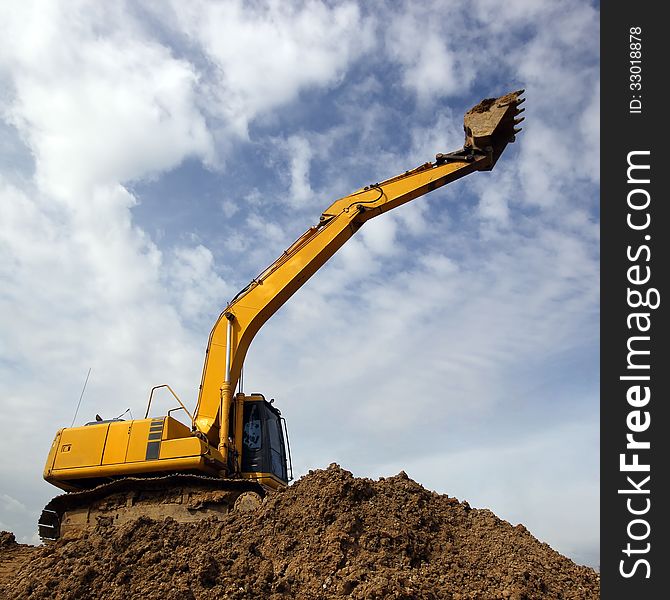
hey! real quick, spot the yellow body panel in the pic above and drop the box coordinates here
[241,472,286,490]
[164,417,191,440]
[44,416,226,491]
[159,437,206,460]
[43,429,62,480]
[125,419,155,462]
[47,456,214,483]
[53,424,108,470]
[102,421,132,465]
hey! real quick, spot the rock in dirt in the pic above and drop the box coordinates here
[1,464,599,599]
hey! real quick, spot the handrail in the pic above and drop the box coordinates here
[281,416,294,482]
[144,384,195,428]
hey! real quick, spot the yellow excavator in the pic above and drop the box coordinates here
[39,90,525,540]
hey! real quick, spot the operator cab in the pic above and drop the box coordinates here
[240,394,292,486]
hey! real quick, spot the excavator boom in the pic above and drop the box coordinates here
[194,90,525,464]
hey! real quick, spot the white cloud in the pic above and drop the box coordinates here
[0,178,196,393]
[162,0,373,137]
[0,493,30,515]
[475,169,513,226]
[359,215,400,258]
[579,81,600,180]
[1,2,214,198]
[166,245,232,322]
[284,135,315,207]
[408,111,463,164]
[384,5,475,103]
[221,199,240,219]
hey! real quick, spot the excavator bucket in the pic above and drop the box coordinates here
[463,89,525,170]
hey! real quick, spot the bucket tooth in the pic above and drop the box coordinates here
[514,117,525,125]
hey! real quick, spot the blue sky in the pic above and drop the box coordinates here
[0,0,599,567]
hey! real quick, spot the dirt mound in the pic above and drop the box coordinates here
[0,531,39,590]
[1,465,598,599]
[0,531,17,549]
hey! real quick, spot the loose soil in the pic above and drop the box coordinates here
[0,464,599,599]
[0,532,39,590]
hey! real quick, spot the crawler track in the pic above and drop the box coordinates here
[39,474,265,541]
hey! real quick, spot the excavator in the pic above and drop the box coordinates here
[39,90,525,540]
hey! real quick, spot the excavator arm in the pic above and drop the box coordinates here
[193,90,526,466]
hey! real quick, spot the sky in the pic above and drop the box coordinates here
[0,0,599,567]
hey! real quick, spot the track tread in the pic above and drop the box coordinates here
[39,474,265,541]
